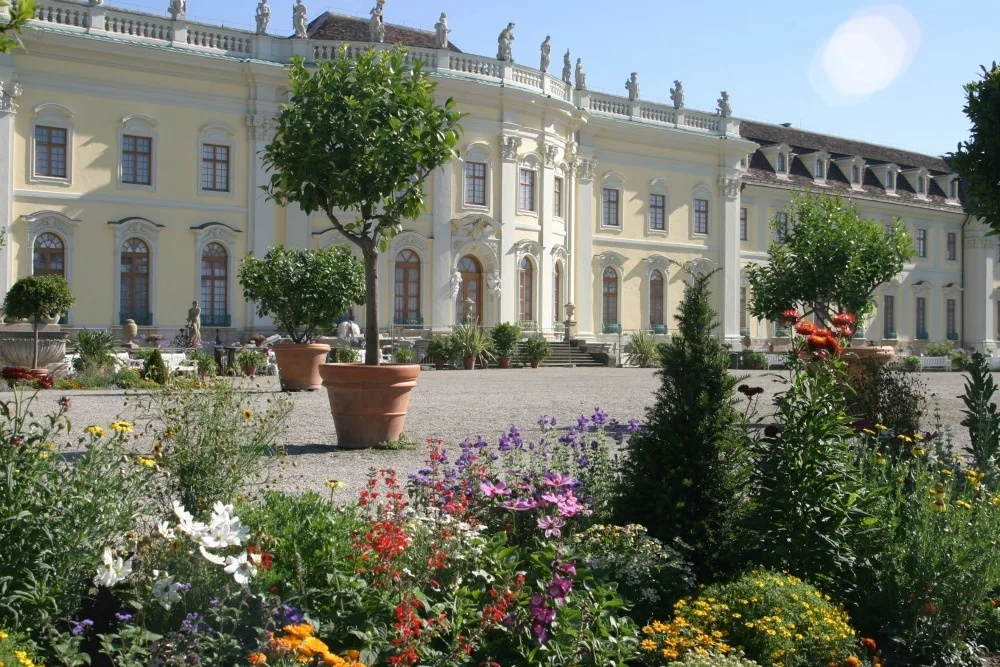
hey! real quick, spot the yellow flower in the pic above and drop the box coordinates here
[913,448,925,457]
[326,480,345,490]
[932,499,947,513]
[898,434,913,443]
[243,409,253,420]
[110,420,134,434]
[84,425,107,438]
[862,428,876,436]
[956,500,974,510]
[136,456,156,468]
[38,452,49,460]
[0,629,7,639]
[640,639,657,651]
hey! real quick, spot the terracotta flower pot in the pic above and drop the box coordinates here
[319,363,420,449]
[463,356,476,370]
[272,343,331,391]
[246,365,257,378]
[842,345,895,379]
[434,360,445,371]
[28,368,49,380]
[497,357,511,369]
[530,360,540,369]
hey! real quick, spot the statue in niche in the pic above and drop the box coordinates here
[540,36,551,73]
[449,270,462,300]
[561,49,572,84]
[497,22,515,62]
[625,72,639,101]
[434,12,450,49]
[717,90,731,117]
[186,301,202,348]
[670,80,684,109]
[168,0,186,20]
[255,0,270,35]
[292,0,308,39]
[574,58,586,90]
[368,0,386,43]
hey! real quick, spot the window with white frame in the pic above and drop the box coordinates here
[464,161,487,206]
[776,152,787,173]
[30,104,74,185]
[118,114,157,190]
[946,299,957,337]
[518,168,536,213]
[649,193,666,231]
[740,207,748,241]
[602,188,620,228]
[815,158,825,179]
[35,126,67,179]
[553,176,564,218]
[915,228,927,258]
[851,165,860,184]
[946,232,957,261]
[886,169,896,190]
[197,124,236,196]
[916,296,927,337]
[884,294,895,337]
[740,287,747,329]
[650,269,665,328]
[693,198,709,235]
[917,176,926,194]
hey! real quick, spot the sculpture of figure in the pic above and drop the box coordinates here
[574,58,587,90]
[561,49,572,84]
[368,0,386,43]
[449,270,462,300]
[717,90,731,117]
[497,22,515,62]
[89,0,104,6]
[186,301,202,348]
[434,12,450,49]
[670,80,684,109]
[292,0,308,39]
[168,0,186,20]
[540,35,551,73]
[255,0,270,35]
[625,72,639,101]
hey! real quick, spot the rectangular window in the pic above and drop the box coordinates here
[884,295,895,337]
[200,144,230,192]
[602,188,620,227]
[946,232,957,261]
[916,296,927,337]
[950,180,959,199]
[775,212,789,243]
[851,165,860,184]
[121,135,152,185]
[916,229,927,258]
[693,198,709,235]
[917,176,926,194]
[740,207,748,241]
[518,168,536,212]
[947,299,957,337]
[649,193,666,231]
[34,126,67,178]
[553,176,563,218]
[776,153,786,173]
[464,161,487,206]
[815,159,824,178]
[739,287,747,329]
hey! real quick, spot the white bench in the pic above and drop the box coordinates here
[987,357,1000,371]
[765,353,785,368]
[919,356,951,371]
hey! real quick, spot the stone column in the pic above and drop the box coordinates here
[499,135,521,324]
[431,164,454,331]
[574,158,596,339]
[538,143,557,332]
[246,114,278,329]
[719,173,742,345]
[964,225,995,352]
[0,70,19,301]
[285,204,310,250]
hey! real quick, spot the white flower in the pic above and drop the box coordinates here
[198,516,249,549]
[156,521,176,540]
[151,570,183,608]
[471,569,495,583]
[94,547,132,588]
[173,500,208,537]
[223,552,258,585]
[211,501,236,519]
[199,545,227,566]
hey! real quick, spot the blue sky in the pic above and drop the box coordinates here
[113,0,996,157]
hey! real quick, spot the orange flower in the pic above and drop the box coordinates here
[832,312,857,326]
[861,638,878,654]
[844,657,862,667]
[780,309,802,324]
[795,321,818,336]
[248,653,267,665]
[283,624,315,640]
[299,636,331,658]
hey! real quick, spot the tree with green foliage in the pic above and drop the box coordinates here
[142,348,169,385]
[239,245,365,344]
[3,274,75,369]
[0,0,35,54]
[952,63,1000,234]
[261,48,463,365]
[616,270,750,580]
[747,191,913,328]
[960,352,1000,484]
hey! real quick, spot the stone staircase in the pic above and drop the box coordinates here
[542,340,606,368]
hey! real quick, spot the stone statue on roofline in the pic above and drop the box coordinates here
[292,0,308,38]
[89,0,104,6]
[670,80,684,109]
[562,49,571,84]
[255,0,270,35]
[717,90,731,117]
[168,0,186,20]
[540,36,551,73]
[574,58,586,90]
[434,12,450,49]
[625,72,639,101]
[497,22,515,62]
[369,0,386,43]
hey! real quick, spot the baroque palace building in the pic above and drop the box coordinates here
[1,0,997,350]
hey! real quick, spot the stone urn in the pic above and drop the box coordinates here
[121,319,138,348]
[0,330,70,369]
[41,313,60,325]
[842,345,896,379]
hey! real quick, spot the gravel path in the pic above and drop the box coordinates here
[7,368,981,501]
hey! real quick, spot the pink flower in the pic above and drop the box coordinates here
[480,480,512,498]
[502,497,538,511]
[543,472,576,488]
[537,515,566,539]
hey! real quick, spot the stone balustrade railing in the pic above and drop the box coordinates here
[18,0,738,137]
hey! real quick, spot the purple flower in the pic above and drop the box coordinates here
[546,577,573,603]
[537,415,558,433]
[576,414,589,430]
[529,594,555,623]
[502,497,538,511]
[115,613,134,622]
[627,417,643,434]
[533,624,550,644]
[543,472,576,488]
[71,619,94,636]
[59,396,71,409]
[590,408,608,431]
[554,561,577,577]
[480,480,512,498]
[540,490,561,505]
[554,490,589,518]
[537,515,566,539]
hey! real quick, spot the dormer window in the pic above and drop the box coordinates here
[933,173,960,203]
[801,151,829,183]
[776,152,787,173]
[759,143,792,178]
[851,165,860,184]
[917,176,925,194]
[886,170,895,189]
[832,156,865,190]
[815,159,824,179]
[901,167,929,198]
[950,180,958,199]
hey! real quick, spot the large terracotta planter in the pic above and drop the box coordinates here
[319,363,420,448]
[497,357,511,369]
[530,360,541,369]
[272,343,331,391]
[463,356,475,370]
[434,360,445,371]
[842,345,895,379]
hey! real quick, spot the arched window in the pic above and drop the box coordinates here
[33,232,65,277]
[553,261,562,323]
[776,152,786,173]
[650,269,664,328]
[394,249,421,324]
[602,267,619,326]
[518,256,534,322]
[456,255,483,324]
[120,238,150,323]
[200,242,228,325]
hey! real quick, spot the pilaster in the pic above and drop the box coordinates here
[247,114,278,328]
[719,172,742,345]
[431,164,454,332]
[499,134,521,324]
[574,156,597,339]
[538,140,558,332]
[0,69,20,301]
[285,204,310,250]
[964,225,995,351]
[88,3,107,31]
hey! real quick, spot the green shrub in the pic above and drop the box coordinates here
[846,359,925,436]
[141,348,169,385]
[187,349,218,376]
[960,352,1000,483]
[624,330,661,368]
[520,335,551,365]
[0,629,44,667]
[394,348,415,364]
[73,329,120,372]
[740,350,768,370]
[426,335,453,365]
[618,272,750,580]
[235,348,267,375]
[489,322,521,360]
[450,324,494,365]
[901,356,921,372]
[926,340,955,357]
[951,348,972,371]
[336,346,360,363]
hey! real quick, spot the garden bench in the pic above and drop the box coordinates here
[988,357,1000,371]
[765,353,785,369]
[175,359,198,376]
[918,356,951,371]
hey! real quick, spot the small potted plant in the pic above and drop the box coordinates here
[2,275,75,378]
[427,335,452,370]
[451,324,494,370]
[145,332,163,348]
[521,335,551,369]
[394,348,415,364]
[239,245,365,391]
[490,322,521,369]
[236,348,267,378]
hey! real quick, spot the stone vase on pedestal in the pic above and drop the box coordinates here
[122,319,138,348]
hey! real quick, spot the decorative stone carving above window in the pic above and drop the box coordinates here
[688,257,717,280]
[23,210,81,286]
[597,250,627,271]
[575,159,597,182]
[644,253,670,277]
[500,135,522,161]
[911,278,933,296]
[543,144,559,168]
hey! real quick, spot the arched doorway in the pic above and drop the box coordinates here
[120,237,150,324]
[456,255,483,325]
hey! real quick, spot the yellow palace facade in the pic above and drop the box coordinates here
[1,0,996,350]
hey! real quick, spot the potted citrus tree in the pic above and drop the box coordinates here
[490,322,521,369]
[3,275,75,378]
[260,47,462,446]
[521,335,551,369]
[239,245,364,391]
[427,335,452,371]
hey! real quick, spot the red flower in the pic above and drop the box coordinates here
[836,324,855,338]
[795,321,818,336]
[780,309,802,324]
[831,312,857,326]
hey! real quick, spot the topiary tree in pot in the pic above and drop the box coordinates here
[3,275,75,374]
[239,245,364,391]
[490,322,521,369]
[260,47,462,445]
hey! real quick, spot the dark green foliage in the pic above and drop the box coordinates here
[741,350,768,370]
[846,360,925,436]
[490,322,522,359]
[960,353,1000,482]
[520,335,551,364]
[426,335,453,364]
[617,272,750,580]
[3,274,76,369]
[952,63,1000,233]
[141,348,169,385]
[73,329,119,373]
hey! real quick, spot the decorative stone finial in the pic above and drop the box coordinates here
[292,0,308,38]
[574,58,587,90]
[168,0,186,20]
[540,36,551,73]
[434,12,450,49]
[255,0,270,35]
[497,22,515,62]
[368,0,386,43]
[625,72,639,101]
[561,49,572,84]
[670,80,684,109]
[717,91,731,117]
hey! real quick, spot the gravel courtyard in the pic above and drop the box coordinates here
[10,368,982,500]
